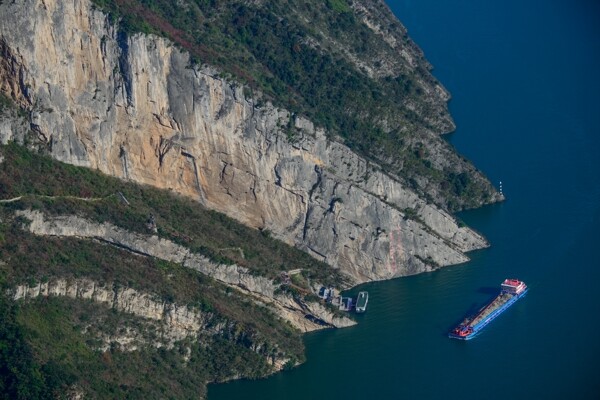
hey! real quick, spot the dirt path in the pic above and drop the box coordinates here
[0,194,114,203]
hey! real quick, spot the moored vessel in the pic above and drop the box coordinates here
[355,291,369,313]
[449,279,528,340]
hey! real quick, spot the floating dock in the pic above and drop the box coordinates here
[355,291,369,313]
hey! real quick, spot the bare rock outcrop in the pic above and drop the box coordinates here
[12,278,211,348]
[12,278,293,370]
[0,0,488,285]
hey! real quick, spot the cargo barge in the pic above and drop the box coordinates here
[449,279,528,340]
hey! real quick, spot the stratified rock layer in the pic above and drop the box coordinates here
[17,209,356,332]
[13,279,213,348]
[12,278,293,369]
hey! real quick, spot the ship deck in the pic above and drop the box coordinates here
[355,292,368,311]
[467,293,512,327]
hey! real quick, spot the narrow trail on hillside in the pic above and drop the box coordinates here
[0,196,22,203]
[0,193,117,203]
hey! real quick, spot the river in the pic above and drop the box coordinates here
[208,0,600,398]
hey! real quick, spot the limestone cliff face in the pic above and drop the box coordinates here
[12,278,292,369]
[13,279,213,349]
[0,0,487,284]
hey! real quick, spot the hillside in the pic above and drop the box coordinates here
[0,0,498,284]
[89,0,499,211]
[0,0,503,398]
[0,143,355,398]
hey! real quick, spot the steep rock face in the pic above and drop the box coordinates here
[17,209,356,332]
[0,0,487,284]
[13,279,212,348]
[0,106,29,145]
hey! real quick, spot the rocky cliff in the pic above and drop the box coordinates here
[12,278,220,351]
[12,278,295,371]
[0,0,493,285]
[1,188,315,397]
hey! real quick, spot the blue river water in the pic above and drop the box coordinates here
[209,0,600,398]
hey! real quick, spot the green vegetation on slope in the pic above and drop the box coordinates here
[0,294,56,400]
[0,142,348,398]
[0,223,304,396]
[0,294,280,399]
[0,143,347,287]
[90,0,496,211]
[93,0,418,147]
